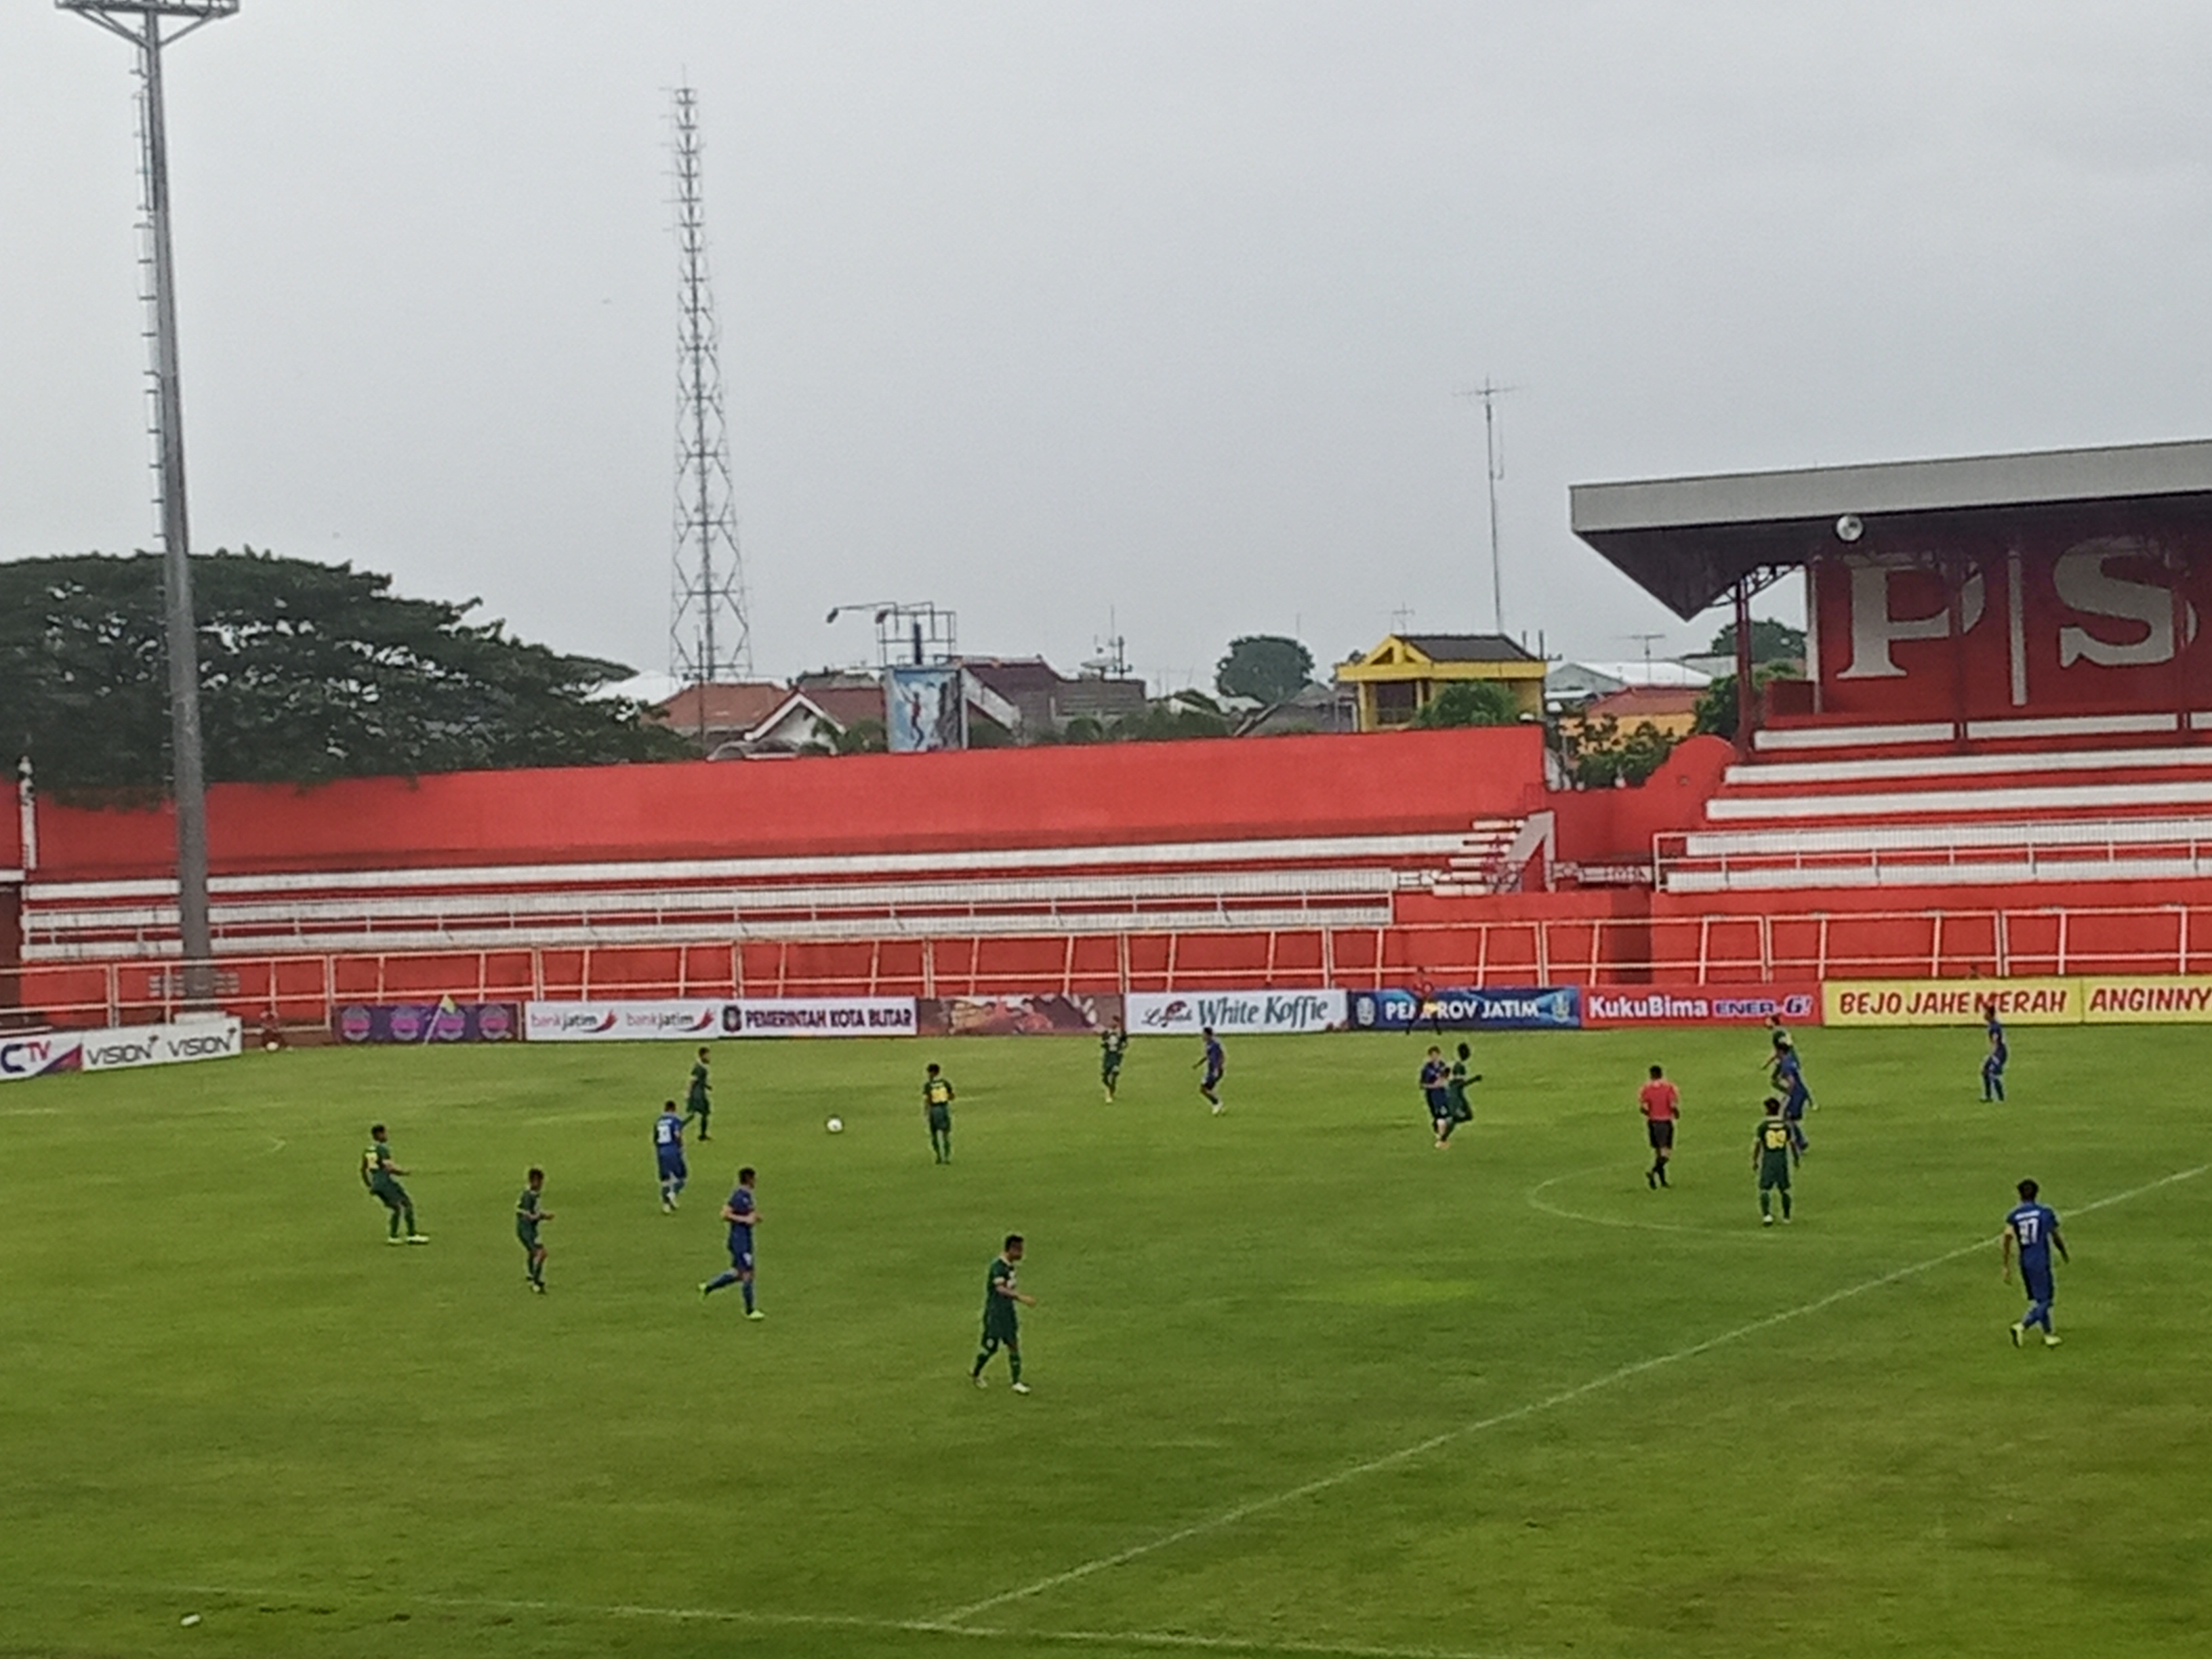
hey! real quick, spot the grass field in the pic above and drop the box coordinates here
[2,1024,2208,1659]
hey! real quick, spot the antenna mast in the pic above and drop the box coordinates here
[1456,379,1517,636]
[668,85,752,695]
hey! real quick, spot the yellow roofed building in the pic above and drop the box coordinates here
[1335,634,1547,731]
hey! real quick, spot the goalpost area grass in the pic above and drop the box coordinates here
[1,1025,2207,1659]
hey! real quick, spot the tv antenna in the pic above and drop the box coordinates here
[58,0,240,1003]
[1455,378,1517,636]
[1623,631,1668,671]
[668,85,752,695]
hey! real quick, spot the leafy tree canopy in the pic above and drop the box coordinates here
[1691,664,1792,738]
[0,548,687,794]
[1706,617,1807,663]
[1411,679,1517,729]
[1559,714,1678,788]
[1214,636,1315,705]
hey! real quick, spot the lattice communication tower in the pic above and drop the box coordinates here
[668,85,752,685]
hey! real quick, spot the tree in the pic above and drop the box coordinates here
[0,548,687,794]
[1706,618,1806,663]
[1411,680,1517,728]
[1557,714,1679,787]
[1113,691,1233,742]
[1215,636,1315,705]
[1691,664,1792,738]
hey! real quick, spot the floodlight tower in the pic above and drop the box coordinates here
[668,85,753,694]
[59,0,237,1002]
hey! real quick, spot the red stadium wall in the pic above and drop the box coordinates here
[1549,735,1732,865]
[34,726,1552,882]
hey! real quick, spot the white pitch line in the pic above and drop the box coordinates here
[937,1162,2209,1626]
[118,1582,1521,1659]
[1524,1172,1740,1236]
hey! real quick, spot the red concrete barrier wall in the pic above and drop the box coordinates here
[33,726,1551,882]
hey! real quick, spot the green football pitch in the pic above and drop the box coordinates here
[2,1026,2208,1659]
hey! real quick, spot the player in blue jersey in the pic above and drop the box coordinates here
[700,1166,764,1319]
[2003,1178,2068,1347]
[1195,1027,1226,1114]
[1982,1006,2009,1101]
[1420,1046,1452,1147]
[653,1098,689,1212]
[1769,1039,1811,1162]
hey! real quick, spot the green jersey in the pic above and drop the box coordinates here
[362,1139,396,1191]
[1446,1061,1472,1120]
[687,1061,711,1109]
[983,1256,1020,1333]
[1101,1030,1128,1073]
[1754,1115,1793,1183]
[924,1077,954,1120]
[515,1186,542,1244]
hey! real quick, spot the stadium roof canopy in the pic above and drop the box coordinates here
[1569,437,2212,619]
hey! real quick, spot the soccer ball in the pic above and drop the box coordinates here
[825,1116,844,1134]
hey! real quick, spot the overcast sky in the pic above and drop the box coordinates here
[7,2,2212,691]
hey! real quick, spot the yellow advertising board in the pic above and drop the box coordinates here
[2079,976,2212,1023]
[1822,979,2082,1027]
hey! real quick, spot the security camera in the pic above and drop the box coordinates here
[1835,514,1864,543]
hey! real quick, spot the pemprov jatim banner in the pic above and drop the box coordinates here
[1124,990,1346,1036]
[1349,986,1581,1032]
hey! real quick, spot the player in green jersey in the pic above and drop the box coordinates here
[1443,1042,1480,1141]
[970,1234,1036,1393]
[515,1168,554,1292]
[1100,1020,1129,1101]
[683,1046,714,1141]
[1752,1097,1794,1225]
[923,1064,956,1163]
[360,1124,428,1245]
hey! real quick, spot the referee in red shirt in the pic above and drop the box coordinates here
[1639,1064,1681,1189]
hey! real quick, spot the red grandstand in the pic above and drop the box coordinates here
[6,437,2212,1028]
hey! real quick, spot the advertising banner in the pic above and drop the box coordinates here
[525,1001,726,1042]
[0,1032,82,1082]
[1125,989,1346,1036]
[2080,976,2212,1023]
[1581,985,1821,1029]
[723,998,918,1037]
[335,1001,520,1044]
[885,665,965,753]
[1823,979,2081,1027]
[79,1017,245,1072]
[1349,986,1581,1032]
[918,996,1113,1037]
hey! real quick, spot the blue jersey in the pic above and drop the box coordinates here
[654,1111,685,1149]
[2005,1202,2059,1271]
[726,1185,756,1248]
[1987,1033,2009,1068]
[1203,1038,1225,1078]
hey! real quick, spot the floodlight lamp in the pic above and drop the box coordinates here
[58,1,239,15]
[1835,514,1864,543]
